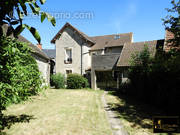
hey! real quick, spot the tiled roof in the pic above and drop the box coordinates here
[1,24,50,60]
[51,22,133,51]
[42,49,56,59]
[51,22,95,44]
[117,40,164,67]
[17,35,50,60]
[90,33,133,51]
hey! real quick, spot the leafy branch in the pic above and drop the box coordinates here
[0,0,56,43]
[162,0,180,47]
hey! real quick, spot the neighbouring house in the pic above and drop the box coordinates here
[1,24,50,85]
[51,22,166,90]
[116,40,164,82]
[18,36,50,85]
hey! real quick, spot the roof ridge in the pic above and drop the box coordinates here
[130,39,164,44]
[51,22,95,44]
[90,32,133,38]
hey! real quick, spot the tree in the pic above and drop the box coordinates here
[0,0,56,43]
[163,0,180,47]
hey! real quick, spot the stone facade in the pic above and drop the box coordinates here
[55,27,91,75]
[32,54,50,85]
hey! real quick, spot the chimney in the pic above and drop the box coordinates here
[37,44,42,50]
[164,30,174,52]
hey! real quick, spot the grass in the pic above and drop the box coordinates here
[1,89,112,135]
[105,91,180,135]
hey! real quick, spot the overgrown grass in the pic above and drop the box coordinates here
[2,89,112,135]
[105,91,179,135]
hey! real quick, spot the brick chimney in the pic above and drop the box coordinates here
[164,30,174,52]
[37,44,42,50]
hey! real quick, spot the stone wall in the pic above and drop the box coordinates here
[82,44,91,73]
[32,54,50,85]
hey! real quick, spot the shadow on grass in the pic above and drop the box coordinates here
[0,114,35,134]
[107,90,165,130]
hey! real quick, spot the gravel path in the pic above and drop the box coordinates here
[101,91,129,135]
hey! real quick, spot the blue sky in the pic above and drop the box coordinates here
[22,0,172,49]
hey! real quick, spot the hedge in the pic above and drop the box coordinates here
[50,73,65,89]
[66,74,89,89]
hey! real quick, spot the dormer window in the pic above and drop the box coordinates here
[64,48,72,64]
[114,35,120,40]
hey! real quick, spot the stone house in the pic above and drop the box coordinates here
[51,22,94,76]
[1,24,50,85]
[18,36,51,85]
[51,22,165,89]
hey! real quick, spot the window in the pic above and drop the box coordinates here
[64,48,72,64]
[114,35,120,40]
[66,70,72,74]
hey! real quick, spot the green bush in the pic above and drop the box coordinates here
[50,73,65,89]
[67,74,89,89]
[0,36,42,116]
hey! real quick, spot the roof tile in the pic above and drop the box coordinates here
[90,33,133,50]
[117,40,164,67]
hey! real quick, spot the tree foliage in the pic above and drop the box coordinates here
[0,36,43,120]
[127,46,180,114]
[163,0,180,47]
[0,0,56,43]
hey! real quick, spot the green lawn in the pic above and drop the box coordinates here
[2,89,112,135]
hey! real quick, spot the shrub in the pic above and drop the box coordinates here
[50,73,65,89]
[0,36,42,117]
[67,74,89,89]
[128,45,180,114]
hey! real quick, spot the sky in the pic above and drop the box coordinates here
[21,0,172,49]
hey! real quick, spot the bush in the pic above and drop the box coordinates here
[50,73,65,89]
[0,36,42,117]
[67,74,89,89]
[128,46,180,114]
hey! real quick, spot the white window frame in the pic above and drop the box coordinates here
[64,47,73,64]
